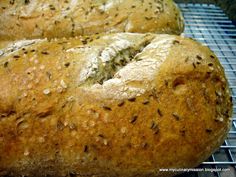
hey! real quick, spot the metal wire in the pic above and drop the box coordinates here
[177,3,236,177]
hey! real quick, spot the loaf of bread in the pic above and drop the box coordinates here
[0,33,232,177]
[0,0,184,41]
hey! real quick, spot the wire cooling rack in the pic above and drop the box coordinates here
[176,3,236,177]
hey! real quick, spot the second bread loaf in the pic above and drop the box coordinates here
[0,0,184,40]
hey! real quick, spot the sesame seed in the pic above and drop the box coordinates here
[49,4,56,10]
[24,149,29,156]
[40,65,45,70]
[209,67,214,71]
[38,137,45,143]
[145,17,153,20]
[9,0,15,5]
[150,121,159,134]
[46,71,52,80]
[57,86,63,93]
[215,90,222,97]
[164,80,168,86]
[130,115,138,124]
[128,97,136,102]
[157,109,163,117]
[57,120,64,130]
[43,88,51,95]
[3,61,8,68]
[22,92,28,97]
[13,55,20,59]
[210,55,215,59]
[103,139,108,145]
[142,99,149,105]
[185,57,189,63]
[117,101,125,107]
[121,127,127,134]
[89,120,95,127]
[27,84,33,89]
[98,134,104,138]
[24,0,30,5]
[196,55,202,60]
[172,113,180,120]
[67,96,74,102]
[102,106,112,111]
[84,145,88,153]
[82,40,87,45]
[141,142,148,149]
[180,130,186,136]
[60,80,67,89]
[150,121,157,129]
[64,62,70,67]
[173,40,180,44]
[206,129,212,133]
[214,116,224,122]
[41,51,49,55]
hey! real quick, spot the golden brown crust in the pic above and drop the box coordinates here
[0,33,232,177]
[0,0,184,41]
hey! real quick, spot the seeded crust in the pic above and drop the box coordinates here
[0,33,232,177]
[0,0,184,41]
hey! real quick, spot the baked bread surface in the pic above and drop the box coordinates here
[0,0,184,40]
[0,33,232,177]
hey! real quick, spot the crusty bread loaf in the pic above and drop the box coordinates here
[0,33,232,177]
[0,0,184,41]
